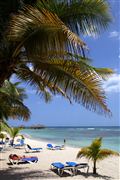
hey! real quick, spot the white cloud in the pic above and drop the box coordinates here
[109,31,119,38]
[103,74,120,93]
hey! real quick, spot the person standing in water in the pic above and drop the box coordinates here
[64,139,66,147]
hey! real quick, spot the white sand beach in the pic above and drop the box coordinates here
[0,138,120,180]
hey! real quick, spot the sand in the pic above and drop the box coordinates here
[0,138,120,180]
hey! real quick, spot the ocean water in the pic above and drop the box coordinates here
[21,127,120,152]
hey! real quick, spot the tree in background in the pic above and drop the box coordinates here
[0,80,30,121]
[0,133,6,143]
[7,127,23,146]
[77,137,119,174]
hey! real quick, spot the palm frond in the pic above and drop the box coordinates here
[0,119,10,132]
[0,80,30,121]
[40,90,52,103]
[37,0,112,36]
[16,58,111,115]
[90,137,102,148]
[7,5,86,58]
[9,104,30,121]
[97,149,119,160]
[0,80,28,100]
[37,60,111,115]
[93,68,114,80]
[16,65,72,103]
[77,147,90,159]
[8,127,23,138]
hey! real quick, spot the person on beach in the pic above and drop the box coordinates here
[64,139,66,147]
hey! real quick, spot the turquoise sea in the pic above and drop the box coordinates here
[22,127,120,152]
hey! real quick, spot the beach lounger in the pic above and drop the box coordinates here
[51,162,74,176]
[47,144,55,150]
[13,139,25,148]
[47,144,64,150]
[25,144,43,152]
[0,141,5,145]
[66,161,89,175]
[9,154,38,165]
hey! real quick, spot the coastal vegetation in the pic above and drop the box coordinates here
[0,80,30,143]
[0,0,114,116]
[7,127,23,146]
[77,137,119,174]
[0,80,30,121]
[0,120,24,145]
[0,133,6,143]
[20,124,45,129]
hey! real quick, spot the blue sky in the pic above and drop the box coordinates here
[9,0,120,127]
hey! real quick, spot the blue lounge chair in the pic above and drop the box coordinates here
[25,144,43,153]
[51,162,74,176]
[0,141,5,145]
[47,144,64,150]
[13,139,25,148]
[47,144,54,150]
[9,154,38,165]
[66,161,89,174]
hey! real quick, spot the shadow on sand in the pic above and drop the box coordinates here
[51,169,112,180]
[0,166,112,180]
[0,167,57,180]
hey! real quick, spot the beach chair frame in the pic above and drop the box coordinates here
[66,162,89,175]
[25,144,43,153]
[74,164,89,174]
[51,163,74,176]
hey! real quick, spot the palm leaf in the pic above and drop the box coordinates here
[0,119,10,132]
[7,5,86,58]
[77,147,90,159]
[36,0,112,36]
[16,58,111,115]
[97,149,119,160]
[36,60,111,115]
[16,65,72,103]
[93,68,114,80]
[0,80,30,121]
[8,127,23,138]
[9,104,30,121]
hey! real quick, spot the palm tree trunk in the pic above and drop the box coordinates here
[93,160,97,174]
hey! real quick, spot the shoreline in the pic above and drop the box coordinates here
[21,127,120,153]
[0,137,120,180]
[24,135,78,150]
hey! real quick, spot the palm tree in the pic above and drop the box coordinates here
[0,80,30,121]
[0,0,113,114]
[0,133,6,143]
[77,137,119,174]
[7,127,23,146]
[0,119,10,133]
